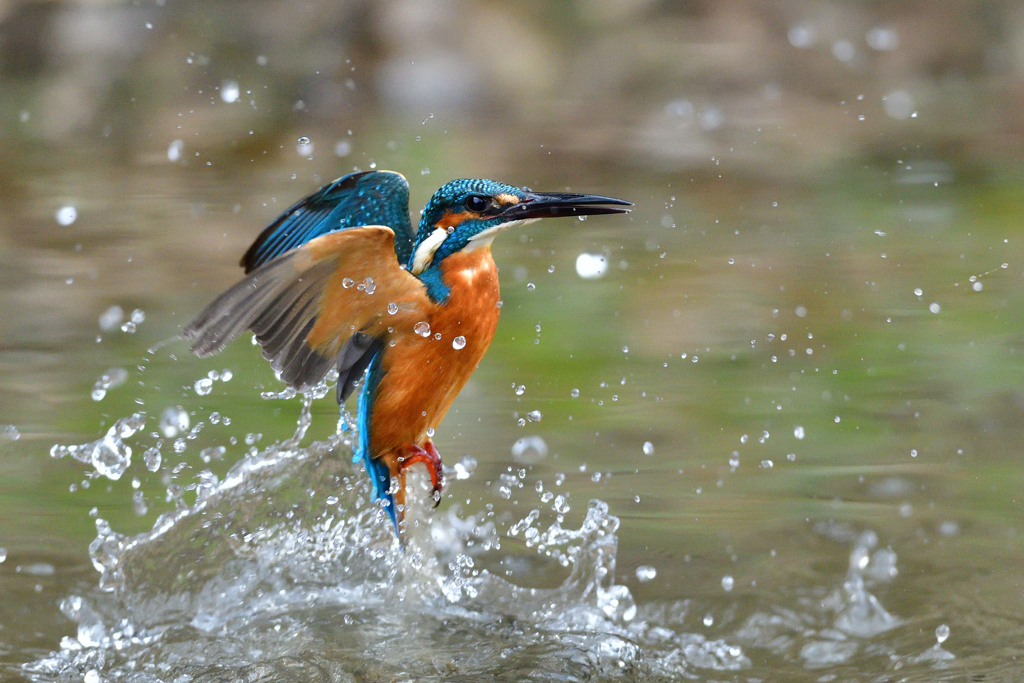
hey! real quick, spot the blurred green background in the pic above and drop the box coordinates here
[2,0,1024,678]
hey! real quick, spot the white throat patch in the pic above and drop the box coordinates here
[411,228,449,275]
[411,218,542,272]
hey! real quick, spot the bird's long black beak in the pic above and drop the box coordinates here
[502,192,632,220]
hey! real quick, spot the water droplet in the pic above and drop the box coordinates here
[421,167,430,175]
[929,302,941,314]
[132,490,148,516]
[0,548,6,563]
[788,24,816,48]
[913,287,923,296]
[454,455,477,480]
[342,277,354,289]
[515,385,526,396]
[722,575,734,591]
[935,624,950,644]
[972,281,983,292]
[361,277,376,294]
[387,302,398,315]
[832,40,855,62]
[643,441,654,455]
[794,425,805,440]
[56,206,77,226]
[426,427,435,437]
[168,139,184,161]
[526,282,536,291]
[635,565,657,582]
[452,336,466,350]
[194,378,213,396]
[575,252,608,279]
[760,459,773,469]
[296,138,314,156]
[414,322,431,337]
[143,447,161,472]
[98,306,123,331]
[220,80,239,103]
[526,410,542,423]
[297,136,310,145]
[703,613,714,627]
[867,26,899,51]
[570,388,580,398]
[2,425,20,441]
[795,305,808,318]
[511,435,547,464]
[787,453,796,461]
[91,367,128,401]
[200,446,225,463]
[159,406,189,437]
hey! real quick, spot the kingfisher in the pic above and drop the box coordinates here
[184,170,631,537]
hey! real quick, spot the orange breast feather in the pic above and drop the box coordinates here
[369,247,501,457]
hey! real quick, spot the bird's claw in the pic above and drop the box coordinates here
[398,442,444,507]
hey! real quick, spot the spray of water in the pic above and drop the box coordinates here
[32,368,938,681]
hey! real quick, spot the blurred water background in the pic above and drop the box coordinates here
[2,0,1024,680]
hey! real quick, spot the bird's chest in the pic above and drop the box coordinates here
[370,249,501,449]
[413,250,501,386]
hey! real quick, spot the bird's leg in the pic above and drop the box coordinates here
[396,442,444,507]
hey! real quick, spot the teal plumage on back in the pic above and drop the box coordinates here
[241,170,415,272]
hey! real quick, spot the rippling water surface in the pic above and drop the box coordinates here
[5,1,1024,680]
[21,390,944,682]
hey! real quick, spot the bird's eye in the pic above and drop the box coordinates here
[465,195,489,212]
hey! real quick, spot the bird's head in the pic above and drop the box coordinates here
[409,178,631,275]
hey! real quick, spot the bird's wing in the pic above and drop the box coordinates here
[186,226,428,394]
[240,170,416,273]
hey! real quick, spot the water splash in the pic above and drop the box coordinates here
[733,526,902,669]
[29,407,756,682]
[49,413,146,481]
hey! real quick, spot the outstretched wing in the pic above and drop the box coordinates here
[241,171,415,273]
[185,226,428,395]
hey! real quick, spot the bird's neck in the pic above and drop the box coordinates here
[418,247,497,305]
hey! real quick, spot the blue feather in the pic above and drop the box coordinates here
[356,350,398,535]
[241,170,415,272]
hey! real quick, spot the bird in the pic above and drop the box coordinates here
[184,170,631,538]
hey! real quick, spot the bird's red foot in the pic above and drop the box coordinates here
[397,442,444,507]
